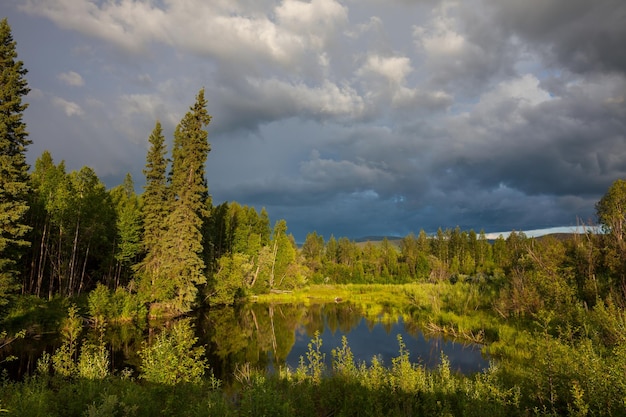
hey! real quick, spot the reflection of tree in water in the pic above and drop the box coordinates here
[323,303,363,335]
[402,316,425,337]
[195,307,256,379]
[103,323,146,372]
[265,304,301,362]
[301,304,324,336]
[360,304,404,333]
[194,303,308,377]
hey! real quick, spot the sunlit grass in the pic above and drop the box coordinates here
[251,282,505,345]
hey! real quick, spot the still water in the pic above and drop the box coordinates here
[197,303,489,378]
[2,302,489,380]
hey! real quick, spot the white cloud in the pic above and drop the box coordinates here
[358,54,413,85]
[57,71,85,87]
[476,74,552,117]
[344,16,382,39]
[248,78,365,119]
[19,0,159,53]
[19,0,345,72]
[275,0,348,50]
[413,15,466,57]
[52,97,84,117]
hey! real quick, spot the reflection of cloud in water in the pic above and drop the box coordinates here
[286,315,488,375]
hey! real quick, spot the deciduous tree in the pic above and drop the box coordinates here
[109,173,142,288]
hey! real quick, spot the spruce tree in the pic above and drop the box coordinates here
[162,89,211,313]
[0,18,31,304]
[136,121,170,302]
[142,121,169,251]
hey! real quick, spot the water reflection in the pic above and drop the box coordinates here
[2,302,489,380]
[197,302,488,379]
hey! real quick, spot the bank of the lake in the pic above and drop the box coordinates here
[2,282,626,416]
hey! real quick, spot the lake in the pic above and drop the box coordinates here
[1,302,489,380]
[196,302,489,378]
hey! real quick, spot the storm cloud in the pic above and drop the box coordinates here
[2,0,625,240]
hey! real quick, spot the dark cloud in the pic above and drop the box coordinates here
[487,0,626,74]
[2,0,625,242]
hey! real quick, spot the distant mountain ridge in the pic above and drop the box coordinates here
[353,235,403,243]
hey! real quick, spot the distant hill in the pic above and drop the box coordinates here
[351,232,588,247]
[353,236,403,243]
[534,232,585,242]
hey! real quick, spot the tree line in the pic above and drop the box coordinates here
[2,17,626,320]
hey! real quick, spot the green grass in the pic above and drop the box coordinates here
[3,283,626,416]
[4,330,625,416]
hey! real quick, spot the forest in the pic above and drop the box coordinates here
[2,17,626,416]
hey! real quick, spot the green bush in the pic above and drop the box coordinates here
[139,318,208,385]
[87,284,146,324]
[52,304,83,377]
[87,284,111,324]
[78,342,109,380]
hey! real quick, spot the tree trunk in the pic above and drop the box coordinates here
[270,238,278,290]
[68,217,80,296]
[78,242,89,296]
[35,219,49,297]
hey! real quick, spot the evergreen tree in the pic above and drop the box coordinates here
[136,121,170,301]
[162,89,211,313]
[141,121,169,253]
[0,18,31,305]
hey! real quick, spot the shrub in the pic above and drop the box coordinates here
[78,342,109,380]
[139,318,208,385]
[87,284,111,324]
[52,304,82,377]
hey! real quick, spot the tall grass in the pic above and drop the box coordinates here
[3,282,626,416]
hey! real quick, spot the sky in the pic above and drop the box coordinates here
[1,0,625,242]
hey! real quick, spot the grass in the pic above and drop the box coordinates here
[4,330,624,416]
[251,282,504,344]
[4,283,626,416]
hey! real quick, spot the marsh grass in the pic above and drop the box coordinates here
[4,283,626,416]
[2,315,626,416]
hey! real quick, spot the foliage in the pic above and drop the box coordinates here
[87,283,146,324]
[208,253,251,306]
[139,318,208,385]
[52,304,83,377]
[109,173,142,288]
[0,18,31,308]
[135,121,169,304]
[2,297,626,416]
[26,157,117,298]
[296,330,326,383]
[138,90,212,314]
[77,338,110,380]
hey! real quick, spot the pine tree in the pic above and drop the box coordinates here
[162,89,211,313]
[0,18,31,305]
[142,121,169,252]
[136,121,170,302]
